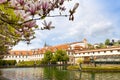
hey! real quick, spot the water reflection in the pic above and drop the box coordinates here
[0,67,120,80]
[80,72,120,80]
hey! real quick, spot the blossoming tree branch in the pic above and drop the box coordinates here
[0,0,79,54]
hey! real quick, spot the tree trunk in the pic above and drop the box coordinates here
[79,63,82,70]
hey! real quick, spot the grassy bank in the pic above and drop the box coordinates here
[15,60,42,67]
[67,65,120,72]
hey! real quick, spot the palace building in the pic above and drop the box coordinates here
[3,39,120,64]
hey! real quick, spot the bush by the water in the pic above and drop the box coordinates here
[0,60,16,66]
[67,65,120,72]
[67,65,79,70]
[16,60,43,67]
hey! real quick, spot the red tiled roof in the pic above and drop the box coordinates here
[75,47,120,54]
[8,41,85,55]
[9,50,33,56]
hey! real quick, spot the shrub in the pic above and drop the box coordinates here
[67,65,79,70]
[16,61,35,67]
[0,60,16,66]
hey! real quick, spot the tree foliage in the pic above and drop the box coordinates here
[54,50,69,63]
[0,0,79,54]
[42,50,69,64]
[44,50,53,64]
[0,3,23,54]
[77,58,84,64]
[99,43,106,48]
[105,39,110,45]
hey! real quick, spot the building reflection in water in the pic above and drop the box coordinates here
[0,67,120,80]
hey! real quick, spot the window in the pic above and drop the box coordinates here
[68,53,70,55]
[110,50,113,53]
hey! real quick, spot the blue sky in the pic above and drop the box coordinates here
[13,0,120,50]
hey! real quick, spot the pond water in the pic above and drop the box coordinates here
[0,66,120,80]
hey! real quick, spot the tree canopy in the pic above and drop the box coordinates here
[54,50,69,63]
[43,50,53,64]
[105,39,110,45]
[42,50,69,64]
[0,0,79,54]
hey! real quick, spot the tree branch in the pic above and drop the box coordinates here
[21,14,69,24]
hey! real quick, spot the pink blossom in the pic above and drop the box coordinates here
[35,2,41,10]
[16,0,25,6]
[0,0,7,4]
[24,20,36,28]
[25,3,37,16]
[59,0,64,5]
[42,2,49,11]
[72,3,79,11]
[69,3,79,21]
[41,20,55,30]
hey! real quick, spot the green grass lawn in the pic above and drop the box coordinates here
[67,65,120,72]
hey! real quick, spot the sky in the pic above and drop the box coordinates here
[12,0,120,50]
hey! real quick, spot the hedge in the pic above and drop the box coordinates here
[0,60,17,66]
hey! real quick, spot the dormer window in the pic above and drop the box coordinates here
[20,52,22,55]
[110,50,113,52]
[118,50,120,52]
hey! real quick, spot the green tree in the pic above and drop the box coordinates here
[87,43,94,49]
[99,43,106,48]
[54,50,69,64]
[113,41,120,46]
[0,3,24,54]
[118,40,120,44]
[0,1,79,55]
[77,58,84,70]
[44,50,53,64]
[105,39,110,45]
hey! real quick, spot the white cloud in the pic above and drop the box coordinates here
[51,0,114,40]
[12,0,116,50]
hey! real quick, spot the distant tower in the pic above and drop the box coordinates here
[44,42,50,49]
[83,38,88,48]
[44,42,47,47]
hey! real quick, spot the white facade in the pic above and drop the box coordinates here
[68,47,120,64]
[74,49,120,57]
[70,43,85,49]
[3,54,44,63]
[3,48,120,63]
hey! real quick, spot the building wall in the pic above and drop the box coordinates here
[70,43,86,49]
[3,49,120,64]
[68,48,120,64]
[3,54,44,63]
[74,50,120,57]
